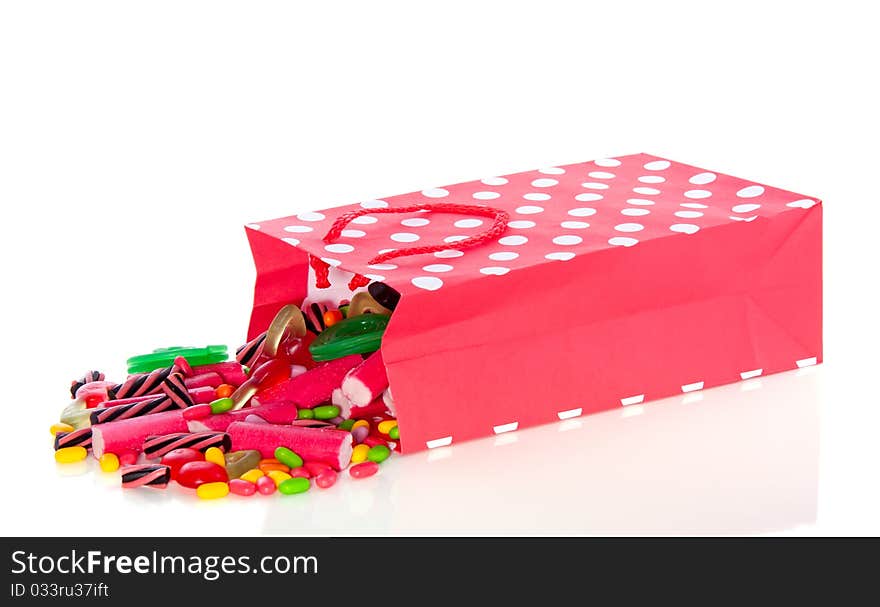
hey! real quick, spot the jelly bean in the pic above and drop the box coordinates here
[363,436,388,448]
[351,444,370,464]
[177,461,228,488]
[215,384,235,399]
[274,446,304,469]
[160,448,204,481]
[267,470,292,486]
[259,463,290,474]
[55,446,87,463]
[229,478,257,496]
[351,419,370,431]
[210,397,234,414]
[352,426,369,444]
[388,426,400,440]
[205,446,226,467]
[289,467,311,479]
[182,404,212,420]
[99,453,120,472]
[239,468,264,484]
[315,469,338,489]
[323,309,343,327]
[256,475,276,495]
[378,420,398,434]
[367,444,391,463]
[224,450,261,479]
[278,477,310,495]
[50,422,75,436]
[197,481,229,500]
[119,450,138,466]
[297,408,314,420]
[313,405,340,420]
[304,462,332,477]
[349,461,379,479]
[337,419,355,431]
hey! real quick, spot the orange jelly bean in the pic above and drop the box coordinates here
[215,384,234,399]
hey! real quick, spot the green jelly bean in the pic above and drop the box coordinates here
[274,446,303,469]
[313,405,340,420]
[297,408,314,420]
[278,477,310,495]
[388,426,399,440]
[367,444,391,463]
[337,419,355,431]
[210,397,234,414]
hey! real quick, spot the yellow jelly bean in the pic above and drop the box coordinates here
[55,446,88,464]
[351,419,370,431]
[351,444,370,464]
[240,468,264,484]
[267,470,292,486]
[50,422,75,436]
[377,420,398,434]
[197,482,230,500]
[205,447,226,467]
[99,453,120,472]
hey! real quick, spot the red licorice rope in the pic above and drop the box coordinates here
[323,203,510,265]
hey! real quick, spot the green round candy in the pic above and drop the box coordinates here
[308,314,390,361]
[388,426,400,440]
[278,477,310,495]
[313,405,340,420]
[274,446,303,469]
[210,397,234,414]
[126,345,228,375]
[297,408,314,420]
[367,444,391,463]
[337,419,355,431]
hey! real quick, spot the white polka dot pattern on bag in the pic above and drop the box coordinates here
[401,218,430,227]
[737,185,765,198]
[391,232,420,243]
[263,154,815,297]
[297,212,325,222]
[412,276,444,290]
[516,205,544,215]
[531,178,558,187]
[454,219,484,228]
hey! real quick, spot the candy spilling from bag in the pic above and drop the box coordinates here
[52,285,400,499]
[52,153,823,498]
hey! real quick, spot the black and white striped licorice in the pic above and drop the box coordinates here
[89,395,183,425]
[109,365,173,400]
[142,432,232,459]
[121,464,170,489]
[70,370,105,399]
[160,372,194,408]
[236,331,267,368]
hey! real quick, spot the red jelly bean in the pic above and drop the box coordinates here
[182,404,212,420]
[304,462,332,477]
[229,479,257,496]
[349,461,379,479]
[289,467,311,479]
[118,450,138,466]
[323,310,343,327]
[176,461,228,489]
[362,436,389,448]
[256,475,276,495]
[315,469,338,489]
[160,448,204,481]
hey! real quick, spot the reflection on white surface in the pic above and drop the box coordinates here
[262,367,820,535]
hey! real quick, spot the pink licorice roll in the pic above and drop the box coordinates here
[183,372,223,390]
[96,386,215,409]
[331,388,354,418]
[185,401,301,433]
[341,351,389,407]
[226,421,353,470]
[255,355,362,409]
[109,366,174,400]
[91,409,188,459]
[189,362,248,387]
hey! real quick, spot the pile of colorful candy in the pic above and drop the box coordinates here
[50,283,401,499]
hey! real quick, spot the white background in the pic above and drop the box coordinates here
[1,1,877,536]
